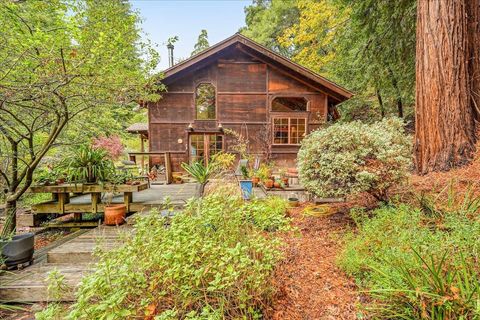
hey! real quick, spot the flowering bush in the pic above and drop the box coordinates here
[92,135,124,160]
[297,118,412,201]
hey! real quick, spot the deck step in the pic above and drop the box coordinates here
[0,264,92,302]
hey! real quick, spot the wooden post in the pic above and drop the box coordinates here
[124,192,132,213]
[57,192,70,214]
[140,136,145,172]
[165,152,172,184]
[91,192,101,213]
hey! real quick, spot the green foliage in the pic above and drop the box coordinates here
[191,29,210,56]
[62,145,115,183]
[65,192,289,319]
[241,0,416,121]
[245,197,290,232]
[339,203,480,319]
[181,161,213,185]
[298,118,411,200]
[0,0,161,234]
[209,152,236,174]
[240,165,250,180]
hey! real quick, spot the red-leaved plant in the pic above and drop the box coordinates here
[92,135,124,160]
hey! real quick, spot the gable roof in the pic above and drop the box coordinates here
[162,33,353,102]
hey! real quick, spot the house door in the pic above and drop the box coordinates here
[189,134,224,164]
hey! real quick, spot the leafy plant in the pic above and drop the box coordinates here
[339,201,480,319]
[209,152,236,175]
[63,192,289,319]
[62,145,115,183]
[240,165,250,180]
[298,117,412,201]
[181,161,213,197]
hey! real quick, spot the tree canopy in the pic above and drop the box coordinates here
[191,29,210,56]
[241,0,416,121]
[0,0,161,234]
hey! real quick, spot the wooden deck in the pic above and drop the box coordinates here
[25,183,198,228]
[0,184,198,302]
[0,224,135,302]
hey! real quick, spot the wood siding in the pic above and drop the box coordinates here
[149,50,329,171]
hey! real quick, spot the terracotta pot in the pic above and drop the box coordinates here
[252,176,260,186]
[273,182,281,188]
[287,167,298,175]
[281,178,289,186]
[264,179,274,189]
[104,204,126,226]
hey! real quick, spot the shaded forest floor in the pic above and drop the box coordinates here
[267,205,362,320]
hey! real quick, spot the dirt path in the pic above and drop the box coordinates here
[268,205,361,320]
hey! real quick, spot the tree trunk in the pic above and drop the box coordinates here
[467,0,480,118]
[388,68,404,118]
[415,0,479,174]
[376,88,385,118]
[1,199,17,238]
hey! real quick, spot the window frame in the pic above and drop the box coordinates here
[270,96,309,113]
[271,116,307,146]
[194,82,217,121]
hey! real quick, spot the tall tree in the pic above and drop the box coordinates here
[191,29,209,56]
[0,0,161,235]
[240,0,299,57]
[415,0,480,174]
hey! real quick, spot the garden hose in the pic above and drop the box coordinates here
[302,204,335,217]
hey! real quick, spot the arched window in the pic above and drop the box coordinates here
[271,97,308,112]
[195,83,216,120]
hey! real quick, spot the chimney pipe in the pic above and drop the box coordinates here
[167,43,174,67]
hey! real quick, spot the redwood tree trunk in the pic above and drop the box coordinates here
[415,0,480,174]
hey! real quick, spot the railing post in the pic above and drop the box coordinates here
[165,152,172,184]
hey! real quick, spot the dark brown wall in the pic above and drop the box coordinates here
[148,50,328,171]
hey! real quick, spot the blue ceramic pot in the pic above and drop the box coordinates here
[239,180,253,200]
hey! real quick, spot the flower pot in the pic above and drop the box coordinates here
[264,179,274,189]
[104,204,126,226]
[252,176,260,187]
[1,233,34,268]
[281,178,289,187]
[287,167,298,175]
[288,197,299,208]
[273,182,281,188]
[239,180,253,200]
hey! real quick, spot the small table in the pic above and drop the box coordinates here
[29,182,149,218]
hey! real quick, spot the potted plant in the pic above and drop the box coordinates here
[251,169,260,187]
[63,145,114,184]
[239,165,253,200]
[181,161,213,197]
[279,168,289,187]
[0,211,34,269]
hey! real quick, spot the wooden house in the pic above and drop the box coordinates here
[128,33,352,175]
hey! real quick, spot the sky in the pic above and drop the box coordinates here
[130,0,252,70]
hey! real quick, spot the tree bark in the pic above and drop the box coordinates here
[1,199,17,237]
[415,0,480,174]
[376,88,385,118]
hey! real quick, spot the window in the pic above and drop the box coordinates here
[273,117,306,145]
[195,83,216,120]
[189,134,224,164]
[272,97,308,112]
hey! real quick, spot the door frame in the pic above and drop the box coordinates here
[188,133,224,164]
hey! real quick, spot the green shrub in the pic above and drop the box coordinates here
[297,118,412,201]
[339,204,480,319]
[65,193,289,319]
[245,197,290,232]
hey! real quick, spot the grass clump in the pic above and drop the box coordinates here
[339,203,480,319]
[63,192,289,319]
